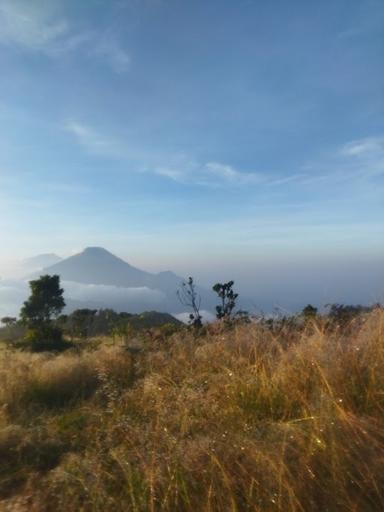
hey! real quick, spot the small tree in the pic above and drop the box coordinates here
[1,317,18,341]
[1,316,17,327]
[20,275,65,348]
[177,277,202,328]
[70,308,97,339]
[302,304,317,321]
[21,275,65,326]
[212,280,238,321]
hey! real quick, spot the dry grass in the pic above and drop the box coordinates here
[0,311,384,511]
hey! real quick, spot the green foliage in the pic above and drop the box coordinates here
[177,277,203,328]
[20,275,66,350]
[23,325,73,352]
[112,319,134,346]
[20,275,65,327]
[326,303,375,329]
[69,308,98,339]
[234,309,251,323]
[1,316,17,327]
[212,280,238,320]
[56,309,182,339]
[302,303,318,321]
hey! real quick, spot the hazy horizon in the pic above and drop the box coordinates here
[0,0,383,313]
[0,247,382,319]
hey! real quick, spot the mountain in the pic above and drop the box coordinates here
[32,247,215,314]
[40,247,155,288]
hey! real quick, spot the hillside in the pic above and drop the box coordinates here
[1,311,384,511]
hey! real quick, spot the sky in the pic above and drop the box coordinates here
[0,0,383,308]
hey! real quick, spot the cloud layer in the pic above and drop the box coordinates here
[0,279,168,320]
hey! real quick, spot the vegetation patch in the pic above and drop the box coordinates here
[0,310,383,510]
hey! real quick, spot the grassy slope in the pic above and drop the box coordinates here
[0,312,384,511]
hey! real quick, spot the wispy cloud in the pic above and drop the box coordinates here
[62,119,308,187]
[64,121,126,158]
[205,162,265,185]
[91,37,131,74]
[267,173,308,186]
[0,0,130,73]
[0,0,68,51]
[65,121,269,186]
[325,136,384,182]
[152,160,269,187]
[64,117,384,190]
[341,136,384,160]
[154,167,186,182]
[295,135,384,189]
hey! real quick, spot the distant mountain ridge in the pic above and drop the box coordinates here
[22,253,62,269]
[0,253,63,280]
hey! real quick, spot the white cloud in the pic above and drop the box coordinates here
[0,278,168,319]
[173,310,216,324]
[205,162,240,180]
[341,136,384,159]
[205,161,265,185]
[63,281,166,307]
[0,0,130,73]
[154,167,186,182]
[64,121,125,158]
[336,136,384,179]
[298,135,384,187]
[0,0,69,51]
[65,120,384,190]
[64,119,305,187]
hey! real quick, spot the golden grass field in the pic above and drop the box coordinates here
[0,311,384,511]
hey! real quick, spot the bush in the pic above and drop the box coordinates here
[24,325,73,352]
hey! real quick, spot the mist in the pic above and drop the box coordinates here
[0,250,382,321]
[188,254,384,314]
[0,279,167,319]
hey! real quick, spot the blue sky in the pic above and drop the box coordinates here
[0,0,383,304]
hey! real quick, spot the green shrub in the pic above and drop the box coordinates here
[23,325,73,352]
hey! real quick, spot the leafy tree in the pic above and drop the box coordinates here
[1,316,17,327]
[0,317,18,342]
[70,309,97,339]
[21,275,65,327]
[20,275,65,349]
[177,277,202,328]
[212,280,238,320]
